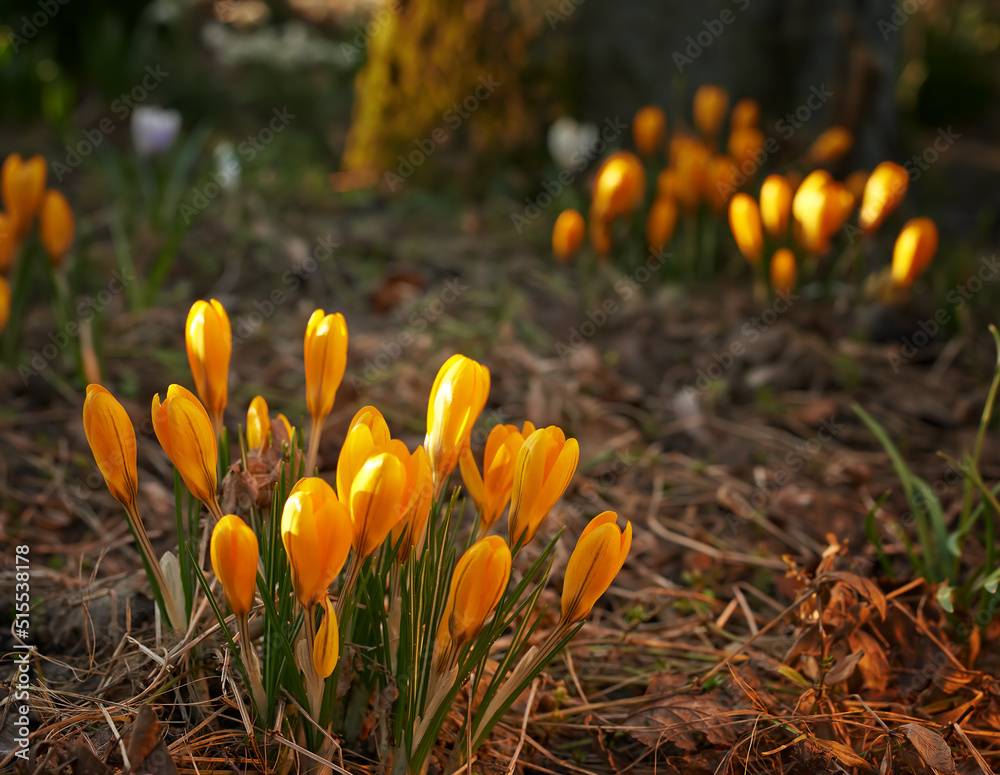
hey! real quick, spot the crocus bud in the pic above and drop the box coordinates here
[859,161,909,232]
[673,139,711,210]
[210,514,259,617]
[282,477,353,609]
[727,127,764,171]
[892,218,938,287]
[186,299,232,436]
[591,151,646,222]
[304,309,348,425]
[131,106,182,158]
[657,168,678,200]
[730,98,760,129]
[86,384,182,630]
[437,536,511,649]
[425,354,490,493]
[552,209,585,264]
[389,444,434,560]
[39,189,74,266]
[793,171,854,253]
[1,154,46,238]
[508,426,579,548]
[247,395,271,451]
[769,248,798,295]
[0,276,9,335]
[646,197,678,253]
[84,384,139,512]
[693,84,729,140]
[791,170,831,225]
[0,213,15,273]
[151,384,220,515]
[805,126,853,164]
[706,155,739,212]
[561,511,631,624]
[728,193,764,265]
[337,405,391,506]
[759,175,793,238]
[349,451,407,559]
[312,596,339,678]
[459,424,528,532]
[633,105,667,158]
[819,183,855,251]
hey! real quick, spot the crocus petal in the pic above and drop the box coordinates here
[152,385,218,510]
[210,514,259,617]
[693,84,728,139]
[561,512,632,623]
[304,309,348,424]
[0,276,9,335]
[425,355,490,491]
[349,451,407,559]
[437,536,511,649]
[552,209,586,264]
[247,395,270,451]
[283,477,353,609]
[186,299,232,432]
[39,189,74,266]
[728,193,763,264]
[83,384,138,511]
[633,105,667,159]
[336,406,390,504]
[391,445,434,560]
[859,161,909,232]
[508,427,579,547]
[891,218,938,287]
[760,175,793,238]
[312,596,340,678]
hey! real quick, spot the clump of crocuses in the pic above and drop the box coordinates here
[83,300,630,774]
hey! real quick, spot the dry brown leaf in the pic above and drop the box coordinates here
[824,649,865,686]
[933,661,981,694]
[628,674,749,752]
[123,706,159,774]
[804,736,870,769]
[370,271,425,313]
[138,741,179,775]
[71,738,109,775]
[849,630,890,693]
[820,571,887,620]
[900,723,956,775]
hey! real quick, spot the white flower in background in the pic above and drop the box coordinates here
[213,141,241,191]
[547,117,599,171]
[131,106,182,158]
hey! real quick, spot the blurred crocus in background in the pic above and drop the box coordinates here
[131,106,182,158]
[547,117,598,171]
[213,141,242,191]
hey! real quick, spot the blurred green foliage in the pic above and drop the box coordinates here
[915,3,999,125]
[1,0,154,124]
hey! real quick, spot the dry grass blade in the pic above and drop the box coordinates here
[952,723,996,775]
[506,678,539,775]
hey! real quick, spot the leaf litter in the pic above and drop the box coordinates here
[1,206,999,773]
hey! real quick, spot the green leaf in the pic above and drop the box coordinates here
[936,582,955,613]
[979,566,1000,594]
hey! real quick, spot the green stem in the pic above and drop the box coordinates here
[305,416,322,476]
[953,325,1000,580]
